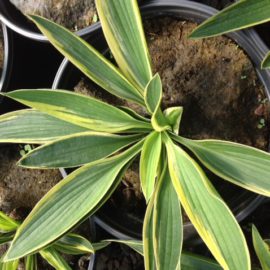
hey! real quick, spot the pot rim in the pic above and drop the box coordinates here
[53,0,267,242]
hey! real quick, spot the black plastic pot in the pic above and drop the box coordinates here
[53,0,269,244]
[0,0,146,42]
[0,22,13,92]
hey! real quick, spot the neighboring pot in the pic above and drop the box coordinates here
[53,0,269,243]
[0,22,13,93]
[0,0,145,42]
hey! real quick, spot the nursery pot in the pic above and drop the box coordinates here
[53,0,269,243]
[0,0,146,42]
[0,22,13,93]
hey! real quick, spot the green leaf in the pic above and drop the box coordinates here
[0,212,20,233]
[91,242,110,252]
[252,225,270,270]
[181,253,222,270]
[39,247,71,270]
[175,136,270,197]
[25,255,37,270]
[145,74,170,132]
[4,140,144,261]
[53,233,94,255]
[0,257,19,270]
[153,164,183,270]
[0,109,88,144]
[140,132,162,202]
[0,233,14,245]
[262,52,270,69]
[4,90,151,133]
[164,107,183,135]
[28,15,144,105]
[190,0,270,39]
[104,240,143,256]
[143,196,156,270]
[145,74,162,114]
[164,135,250,270]
[118,106,150,123]
[19,133,142,168]
[96,0,152,91]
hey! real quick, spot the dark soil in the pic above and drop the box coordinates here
[196,0,235,9]
[9,0,97,31]
[0,27,4,77]
[93,243,144,270]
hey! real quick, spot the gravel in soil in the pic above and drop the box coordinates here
[9,0,97,31]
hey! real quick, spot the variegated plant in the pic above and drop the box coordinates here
[190,0,270,68]
[0,211,106,269]
[0,0,270,269]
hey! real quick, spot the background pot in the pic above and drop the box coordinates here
[53,0,268,244]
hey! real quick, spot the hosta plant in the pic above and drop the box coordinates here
[190,0,270,68]
[0,211,105,269]
[1,0,270,269]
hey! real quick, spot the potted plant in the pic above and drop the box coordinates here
[1,0,270,269]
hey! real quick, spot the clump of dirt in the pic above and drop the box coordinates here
[94,243,144,270]
[145,18,270,150]
[0,27,4,77]
[9,0,98,31]
[0,145,62,213]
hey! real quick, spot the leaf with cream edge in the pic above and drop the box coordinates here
[96,0,152,91]
[0,212,20,233]
[164,134,250,270]
[145,74,170,132]
[104,240,144,256]
[140,132,162,202]
[262,52,270,69]
[252,225,270,270]
[174,136,270,197]
[3,90,151,133]
[53,233,94,255]
[4,140,144,261]
[153,164,183,270]
[28,15,144,105]
[0,259,19,270]
[39,247,71,270]
[190,0,270,39]
[164,107,183,134]
[25,255,37,270]
[0,109,88,144]
[19,133,142,168]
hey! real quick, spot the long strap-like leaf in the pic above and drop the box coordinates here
[0,109,88,144]
[4,140,144,261]
[96,0,152,91]
[29,15,144,105]
[3,90,151,133]
[165,135,250,270]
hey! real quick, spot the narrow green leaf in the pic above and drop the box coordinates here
[53,233,94,255]
[165,135,250,270]
[143,197,156,270]
[25,255,37,270]
[181,253,222,270]
[4,90,151,133]
[119,106,150,123]
[40,247,71,270]
[96,0,152,91]
[153,165,183,269]
[140,132,162,202]
[145,75,170,132]
[0,233,14,245]
[4,140,144,261]
[0,212,19,233]
[29,15,144,105]
[164,107,183,134]
[262,52,270,69]
[175,136,270,197]
[0,258,19,270]
[145,74,162,114]
[19,133,142,168]
[104,240,143,256]
[252,225,270,270]
[0,109,88,144]
[92,242,110,252]
[190,0,270,38]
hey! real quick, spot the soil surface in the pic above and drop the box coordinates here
[9,0,97,31]
[0,27,4,77]
[93,243,144,270]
